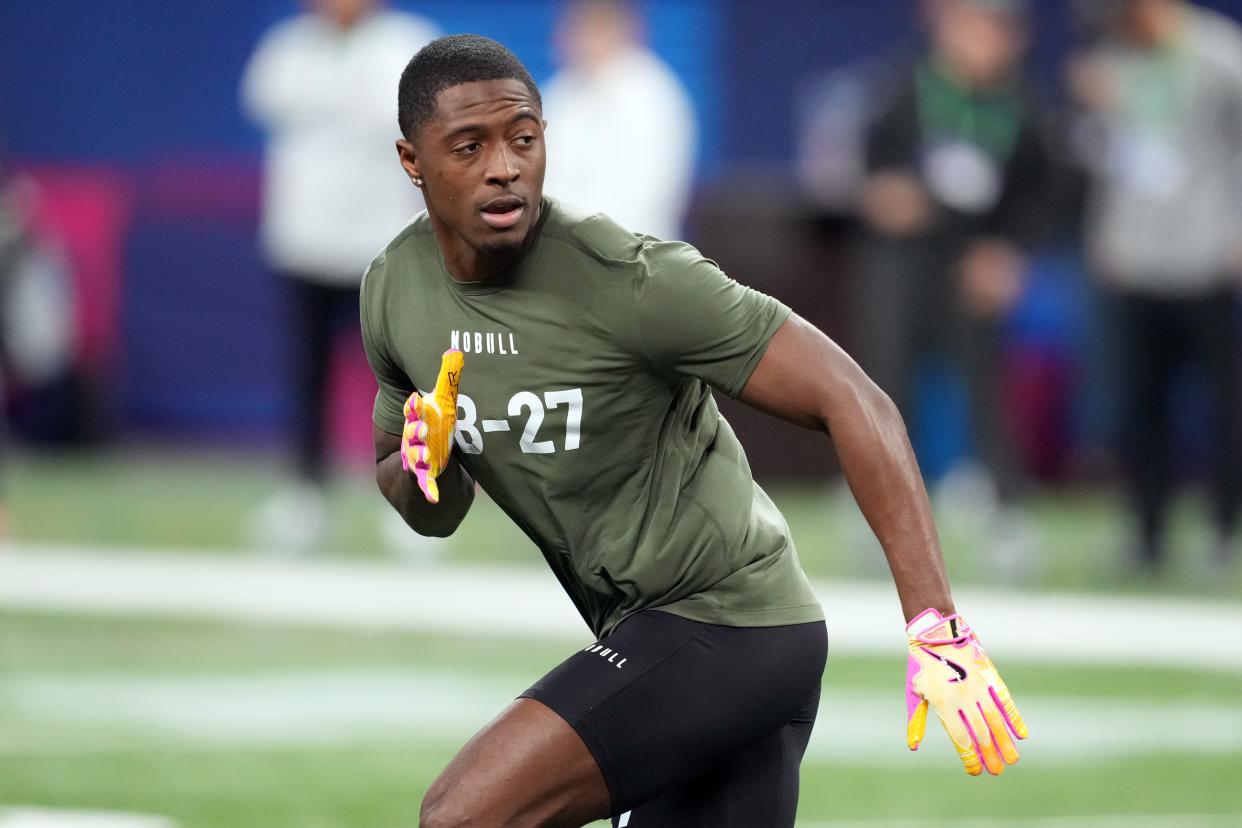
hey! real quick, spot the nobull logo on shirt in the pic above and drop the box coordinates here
[450,329,520,356]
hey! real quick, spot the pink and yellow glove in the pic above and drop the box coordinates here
[401,349,464,504]
[905,608,1028,776]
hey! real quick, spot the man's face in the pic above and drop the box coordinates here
[400,79,546,259]
[1121,0,1182,47]
[931,0,1027,87]
[308,0,377,28]
[556,3,632,72]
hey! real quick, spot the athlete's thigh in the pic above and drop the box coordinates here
[419,697,609,828]
[614,687,821,828]
[523,611,827,816]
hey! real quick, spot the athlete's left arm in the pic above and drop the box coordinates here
[739,312,951,622]
[739,313,1028,776]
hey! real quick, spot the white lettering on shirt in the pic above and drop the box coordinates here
[446,330,520,357]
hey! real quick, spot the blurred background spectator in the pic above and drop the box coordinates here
[541,0,698,239]
[0,156,79,542]
[1071,0,1242,573]
[240,0,437,552]
[850,0,1062,576]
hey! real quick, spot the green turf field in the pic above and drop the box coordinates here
[2,611,1241,827]
[3,449,1241,826]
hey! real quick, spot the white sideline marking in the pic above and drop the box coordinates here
[1,544,1241,671]
[798,817,1242,828]
[807,694,1242,762]
[5,670,1241,763]
[0,807,176,828]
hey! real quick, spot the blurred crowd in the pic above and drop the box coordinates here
[819,0,1242,576]
[2,0,1240,580]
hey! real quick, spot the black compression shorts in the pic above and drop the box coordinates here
[520,610,828,826]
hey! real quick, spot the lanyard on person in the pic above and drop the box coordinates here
[914,59,1022,162]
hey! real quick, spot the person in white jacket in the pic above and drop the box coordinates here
[241,0,437,550]
[541,0,698,241]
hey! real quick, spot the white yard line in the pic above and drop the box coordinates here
[1,543,1241,671]
[0,808,176,828]
[5,669,1241,764]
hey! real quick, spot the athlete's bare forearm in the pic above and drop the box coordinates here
[739,314,954,622]
[823,375,953,621]
[375,427,474,537]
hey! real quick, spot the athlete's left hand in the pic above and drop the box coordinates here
[905,608,1028,776]
[401,349,464,504]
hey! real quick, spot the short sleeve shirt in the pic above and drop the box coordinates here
[361,199,823,637]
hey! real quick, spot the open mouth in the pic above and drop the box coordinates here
[479,197,525,230]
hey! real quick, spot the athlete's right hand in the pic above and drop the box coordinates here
[402,349,464,504]
[905,608,1028,776]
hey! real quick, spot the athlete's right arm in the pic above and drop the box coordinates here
[374,424,475,537]
[361,268,473,534]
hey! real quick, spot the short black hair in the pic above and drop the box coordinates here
[398,35,542,139]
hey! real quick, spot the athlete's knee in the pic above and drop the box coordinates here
[420,781,586,828]
[418,784,476,828]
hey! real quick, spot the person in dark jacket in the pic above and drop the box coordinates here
[854,0,1060,573]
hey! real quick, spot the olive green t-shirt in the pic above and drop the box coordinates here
[361,198,823,638]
